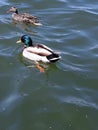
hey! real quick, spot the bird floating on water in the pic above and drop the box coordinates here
[7,7,42,26]
[16,35,61,72]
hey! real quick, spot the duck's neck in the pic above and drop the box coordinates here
[24,44,34,48]
[15,9,18,14]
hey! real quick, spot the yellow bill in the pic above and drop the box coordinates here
[16,39,22,43]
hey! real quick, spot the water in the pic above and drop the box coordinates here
[0,0,98,130]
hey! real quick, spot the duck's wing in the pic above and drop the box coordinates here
[21,13,39,24]
[22,13,36,19]
[36,44,61,62]
[37,44,54,54]
[26,45,52,57]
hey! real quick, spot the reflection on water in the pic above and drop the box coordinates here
[0,92,21,112]
[0,0,98,130]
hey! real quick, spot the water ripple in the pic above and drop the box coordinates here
[0,47,16,57]
[0,92,21,113]
[58,96,98,109]
[0,0,10,7]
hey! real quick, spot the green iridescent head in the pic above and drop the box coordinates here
[16,35,33,47]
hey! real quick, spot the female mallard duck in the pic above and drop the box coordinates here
[16,35,61,72]
[7,7,41,26]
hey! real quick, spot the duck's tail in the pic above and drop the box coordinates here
[47,53,61,62]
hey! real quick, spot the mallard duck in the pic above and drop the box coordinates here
[16,35,61,72]
[7,7,41,26]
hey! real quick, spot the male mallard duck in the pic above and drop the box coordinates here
[7,7,41,26]
[16,35,61,72]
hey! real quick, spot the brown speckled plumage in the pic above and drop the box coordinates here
[7,7,42,26]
